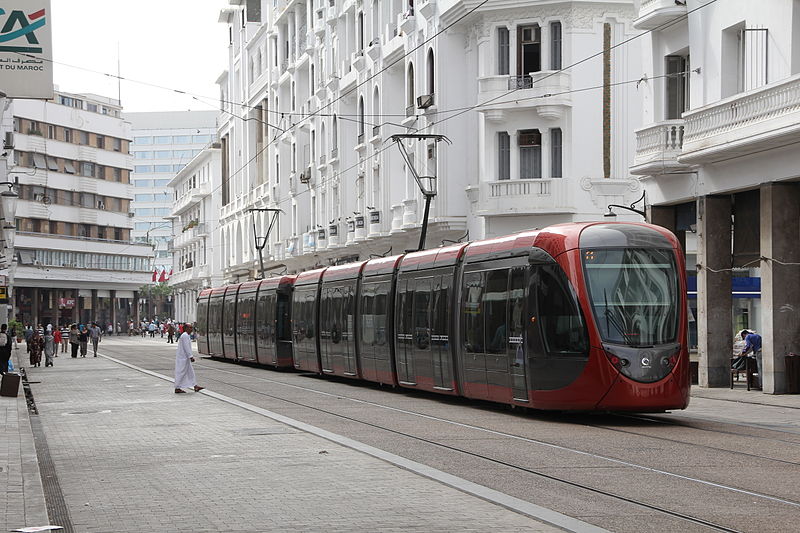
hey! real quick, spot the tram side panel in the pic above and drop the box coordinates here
[207,289,225,357]
[357,274,397,386]
[255,285,278,366]
[292,280,323,373]
[221,285,240,360]
[196,289,211,355]
[236,282,260,363]
[319,279,360,378]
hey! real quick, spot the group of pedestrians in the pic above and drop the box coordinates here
[137,318,185,344]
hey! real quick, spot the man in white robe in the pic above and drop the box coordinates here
[174,324,203,394]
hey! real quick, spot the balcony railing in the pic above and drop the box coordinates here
[475,178,574,216]
[508,75,533,90]
[680,73,800,163]
[631,120,688,175]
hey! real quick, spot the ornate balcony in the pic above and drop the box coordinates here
[474,179,575,217]
[478,70,571,120]
[630,119,691,176]
[680,73,800,164]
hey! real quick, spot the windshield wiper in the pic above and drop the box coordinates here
[604,289,634,346]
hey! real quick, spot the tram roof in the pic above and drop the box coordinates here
[322,261,367,282]
[363,254,404,277]
[399,243,467,272]
[294,266,328,286]
[463,230,540,262]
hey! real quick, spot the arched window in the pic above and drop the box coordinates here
[427,49,435,95]
[358,96,365,142]
[320,122,327,160]
[310,64,315,95]
[406,63,415,116]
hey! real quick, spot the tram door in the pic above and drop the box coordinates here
[395,278,416,385]
[508,267,529,402]
[431,277,453,390]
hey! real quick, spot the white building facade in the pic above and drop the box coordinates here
[631,0,800,393]
[167,146,224,322]
[11,91,153,328]
[214,0,643,283]
[127,111,217,273]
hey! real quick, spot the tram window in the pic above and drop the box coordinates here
[484,269,509,354]
[374,281,389,346]
[414,280,432,349]
[462,272,485,353]
[256,291,271,344]
[344,285,354,342]
[361,284,376,345]
[276,295,289,340]
[223,296,236,337]
[433,278,450,348]
[396,281,413,347]
[537,266,588,355]
[508,267,526,358]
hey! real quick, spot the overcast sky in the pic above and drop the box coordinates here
[51,0,229,112]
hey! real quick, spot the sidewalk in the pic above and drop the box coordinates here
[9,344,572,533]
[0,346,48,533]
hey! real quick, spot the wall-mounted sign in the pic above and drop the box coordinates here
[369,211,380,224]
[0,1,54,99]
[355,215,365,229]
[328,224,338,236]
[0,286,7,303]
[346,219,355,233]
[58,297,75,309]
[317,229,326,240]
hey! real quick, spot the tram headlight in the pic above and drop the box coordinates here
[620,358,630,367]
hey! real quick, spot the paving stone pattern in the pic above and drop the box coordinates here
[25,356,557,532]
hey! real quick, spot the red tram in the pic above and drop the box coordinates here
[196,222,690,412]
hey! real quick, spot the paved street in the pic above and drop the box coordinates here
[4,338,572,533]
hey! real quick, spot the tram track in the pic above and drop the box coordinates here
[103,346,799,532]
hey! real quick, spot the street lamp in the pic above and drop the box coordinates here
[0,176,19,227]
[604,191,647,219]
[390,134,451,251]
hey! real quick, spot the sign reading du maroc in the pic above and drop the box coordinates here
[0,1,53,99]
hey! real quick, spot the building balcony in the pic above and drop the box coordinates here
[169,264,209,288]
[173,224,205,249]
[339,67,358,94]
[473,178,576,217]
[633,0,688,30]
[478,70,571,120]
[172,182,210,217]
[630,119,691,176]
[680,73,800,165]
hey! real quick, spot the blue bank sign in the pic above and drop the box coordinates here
[0,1,52,99]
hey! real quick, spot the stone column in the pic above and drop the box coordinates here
[760,182,800,394]
[649,205,686,253]
[31,287,39,327]
[133,291,140,324]
[91,289,98,325]
[71,289,78,324]
[696,195,732,387]
[110,290,117,331]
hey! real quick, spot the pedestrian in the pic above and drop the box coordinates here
[167,322,175,344]
[24,324,33,344]
[60,325,70,353]
[28,329,44,367]
[69,324,79,358]
[174,323,203,394]
[148,321,156,338]
[107,323,113,336]
[43,328,55,367]
[90,323,102,357]
[740,329,763,389]
[0,324,11,374]
[78,325,89,357]
[53,327,62,357]
[117,321,122,336]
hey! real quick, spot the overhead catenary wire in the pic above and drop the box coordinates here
[22,0,720,267]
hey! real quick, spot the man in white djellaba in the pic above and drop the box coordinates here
[174,324,204,394]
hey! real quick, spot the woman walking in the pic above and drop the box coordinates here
[53,327,62,356]
[28,330,44,367]
[69,324,79,358]
[43,329,56,367]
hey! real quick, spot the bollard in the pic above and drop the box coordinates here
[1,371,21,397]
[785,353,800,394]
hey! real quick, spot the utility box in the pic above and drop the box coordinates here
[786,354,800,394]
[0,372,21,397]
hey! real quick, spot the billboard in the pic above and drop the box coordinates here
[0,1,53,99]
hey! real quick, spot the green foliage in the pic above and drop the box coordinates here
[140,283,173,298]
[8,319,23,337]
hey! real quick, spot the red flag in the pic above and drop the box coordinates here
[152,269,157,282]
[158,269,167,282]
[168,268,173,280]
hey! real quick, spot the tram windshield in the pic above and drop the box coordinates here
[583,248,679,347]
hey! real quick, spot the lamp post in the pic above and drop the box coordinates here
[0,177,18,326]
[248,208,282,279]
[604,191,647,219]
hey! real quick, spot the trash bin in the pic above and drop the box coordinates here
[786,353,800,394]
[0,372,21,397]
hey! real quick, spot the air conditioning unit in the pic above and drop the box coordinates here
[417,94,435,109]
[34,193,45,202]
[128,212,135,218]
